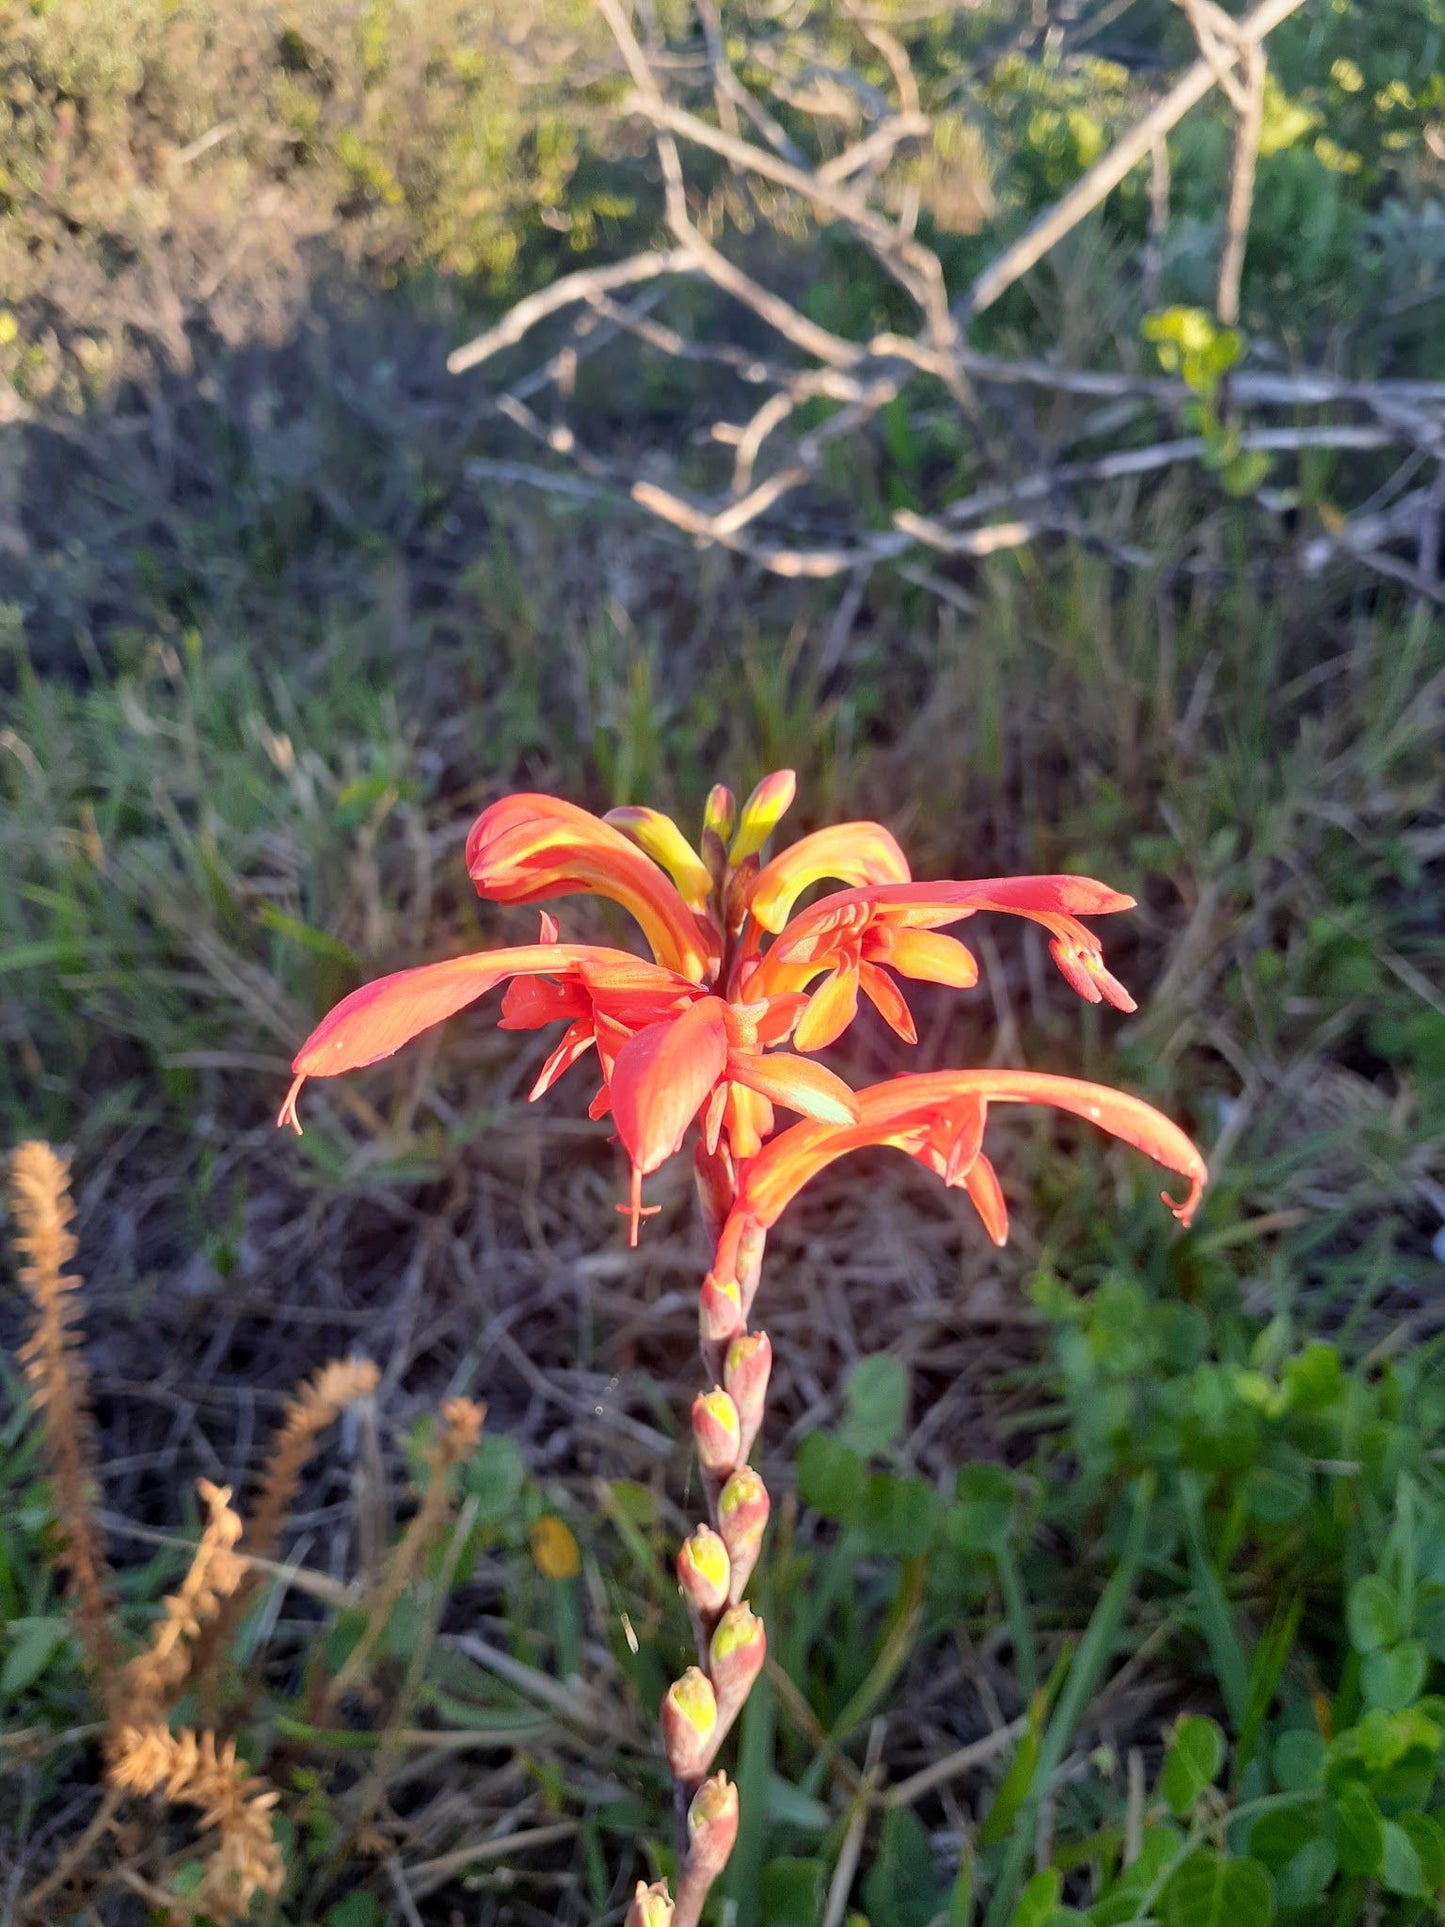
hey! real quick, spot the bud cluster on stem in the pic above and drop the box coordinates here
[642,1160,776,1927]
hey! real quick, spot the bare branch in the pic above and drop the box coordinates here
[966,0,1308,316]
[448,249,691,374]
[1216,40,1266,326]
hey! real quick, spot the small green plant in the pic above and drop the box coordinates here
[1142,308,1271,497]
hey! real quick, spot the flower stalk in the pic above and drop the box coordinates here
[275,771,1209,1922]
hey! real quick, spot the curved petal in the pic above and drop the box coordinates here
[466,793,716,982]
[610,997,730,1175]
[963,1154,1009,1246]
[748,823,912,934]
[277,942,672,1132]
[792,954,861,1052]
[605,806,714,911]
[857,960,917,1043]
[729,1068,1206,1235]
[724,1082,773,1160]
[766,876,1137,1012]
[530,1022,597,1101]
[727,1050,860,1126]
[871,929,979,990]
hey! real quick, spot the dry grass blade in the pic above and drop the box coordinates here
[7,1142,116,1676]
[325,1396,485,1707]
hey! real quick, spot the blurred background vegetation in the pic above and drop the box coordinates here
[1,1,1443,1923]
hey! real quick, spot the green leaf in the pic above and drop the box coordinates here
[949,1464,1017,1555]
[1281,1342,1343,1410]
[1242,1455,1310,1524]
[764,1774,830,1833]
[1273,1835,1335,1910]
[1008,1869,1061,1927]
[840,1355,910,1457]
[863,1808,942,1927]
[1379,1820,1426,1898]
[1163,1849,1273,1927]
[798,1434,866,1523]
[1178,1473,1249,1729]
[758,1857,825,1927]
[1346,1575,1399,1654]
[461,1434,525,1531]
[1397,1812,1445,1893]
[1161,1716,1225,1817]
[1251,1808,1335,1909]
[1271,1728,1324,1791]
[856,1474,943,1558]
[1,1616,70,1696]
[1331,1784,1385,1876]
[1416,1582,1445,1660]
[1361,1639,1427,1711]
[326,1896,385,1927]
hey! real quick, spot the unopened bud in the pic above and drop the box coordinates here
[699,1272,743,1348]
[709,1603,766,1731]
[661,1667,718,1781]
[692,1388,741,1479]
[710,1213,767,1318]
[686,1771,740,1880]
[694,1143,736,1243]
[724,1330,771,1457]
[625,1880,675,1927]
[677,1525,731,1618]
[730,769,797,862]
[717,1466,770,1601]
[704,785,736,843]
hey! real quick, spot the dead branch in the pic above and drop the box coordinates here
[440,0,1443,598]
[965,0,1308,315]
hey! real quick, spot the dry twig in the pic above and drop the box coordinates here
[442,0,1438,596]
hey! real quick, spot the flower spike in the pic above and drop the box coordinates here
[277,774,1210,1927]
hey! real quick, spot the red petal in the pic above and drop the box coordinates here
[465,793,716,981]
[529,1022,596,1100]
[732,1069,1206,1231]
[753,991,810,1045]
[728,1051,860,1126]
[793,957,860,1051]
[857,961,917,1044]
[609,998,730,1174]
[498,974,587,1030]
[291,943,632,1080]
[963,1154,1009,1245]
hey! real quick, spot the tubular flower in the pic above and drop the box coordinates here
[279,775,1176,1243]
[708,1069,1207,1286]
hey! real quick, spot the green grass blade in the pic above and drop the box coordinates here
[982,1471,1156,1927]
[1178,1472,1250,1728]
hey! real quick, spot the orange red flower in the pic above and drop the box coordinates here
[279,774,1204,1244]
